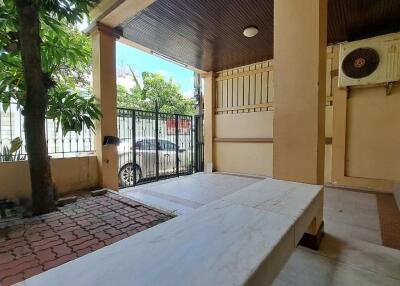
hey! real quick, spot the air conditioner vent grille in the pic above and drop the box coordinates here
[338,33,400,88]
[342,48,379,79]
[386,43,400,79]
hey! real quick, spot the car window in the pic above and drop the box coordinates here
[136,139,157,150]
[159,140,176,151]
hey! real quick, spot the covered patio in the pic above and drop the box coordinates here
[15,174,400,285]
[12,0,400,285]
[88,0,400,194]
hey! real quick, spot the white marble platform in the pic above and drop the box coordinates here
[18,178,323,286]
[121,173,261,215]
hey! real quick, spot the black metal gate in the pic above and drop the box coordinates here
[117,107,195,188]
[194,115,204,172]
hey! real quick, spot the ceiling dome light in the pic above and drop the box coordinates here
[243,26,258,38]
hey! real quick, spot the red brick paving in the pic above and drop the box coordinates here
[0,192,172,285]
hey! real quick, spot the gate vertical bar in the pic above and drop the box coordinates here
[191,116,194,173]
[132,109,137,186]
[201,115,204,171]
[175,114,179,177]
[194,116,198,172]
[155,103,159,180]
[193,115,204,172]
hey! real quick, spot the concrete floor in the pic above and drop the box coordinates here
[122,173,400,286]
[274,235,400,286]
[324,187,382,245]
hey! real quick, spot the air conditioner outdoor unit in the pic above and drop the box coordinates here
[338,33,400,88]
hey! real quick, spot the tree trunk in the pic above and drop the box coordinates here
[15,0,56,215]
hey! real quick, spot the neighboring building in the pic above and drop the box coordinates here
[117,65,137,90]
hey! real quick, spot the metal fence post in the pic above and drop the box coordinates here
[155,102,159,180]
[175,114,179,177]
[132,109,137,186]
[194,116,198,172]
[191,116,194,173]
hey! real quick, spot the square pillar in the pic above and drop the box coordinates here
[273,0,327,242]
[273,0,327,185]
[91,24,119,190]
[203,72,216,173]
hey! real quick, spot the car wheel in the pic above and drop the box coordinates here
[119,164,142,187]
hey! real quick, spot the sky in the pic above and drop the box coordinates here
[76,19,194,98]
[116,42,195,98]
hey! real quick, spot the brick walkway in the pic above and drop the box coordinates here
[0,192,172,286]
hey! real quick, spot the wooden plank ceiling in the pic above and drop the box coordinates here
[119,0,400,72]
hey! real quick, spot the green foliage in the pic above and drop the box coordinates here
[41,0,97,25]
[0,0,100,134]
[117,72,196,115]
[47,86,102,135]
[0,137,26,162]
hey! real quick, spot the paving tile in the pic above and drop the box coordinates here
[76,247,93,257]
[0,256,35,272]
[90,242,105,252]
[104,228,122,237]
[13,245,32,258]
[0,253,14,264]
[71,238,99,252]
[58,231,77,242]
[43,254,77,270]
[0,240,27,253]
[33,239,64,252]
[23,266,43,279]
[67,235,94,247]
[93,231,111,241]
[72,228,90,237]
[25,234,42,243]
[0,258,39,280]
[52,245,72,257]
[6,227,25,239]
[2,274,25,286]
[0,193,171,286]
[104,233,128,245]
[36,249,56,264]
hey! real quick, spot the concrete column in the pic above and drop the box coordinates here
[203,72,215,173]
[91,24,119,190]
[273,0,327,185]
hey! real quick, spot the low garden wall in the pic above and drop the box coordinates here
[0,156,99,202]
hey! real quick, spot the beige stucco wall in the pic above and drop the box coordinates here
[215,112,274,138]
[215,143,273,177]
[329,38,399,193]
[0,156,99,202]
[213,36,400,191]
[346,84,400,181]
[215,142,332,182]
[214,107,333,182]
[214,112,274,177]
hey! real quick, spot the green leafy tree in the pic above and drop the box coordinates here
[0,0,99,214]
[117,72,196,115]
